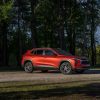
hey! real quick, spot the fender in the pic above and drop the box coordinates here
[59,59,75,69]
[22,60,33,67]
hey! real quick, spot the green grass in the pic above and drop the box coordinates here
[0,81,100,100]
[90,64,100,69]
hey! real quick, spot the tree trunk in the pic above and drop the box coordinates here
[30,0,38,48]
[90,0,96,65]
[16,1,22,66]
[68,26,76,55]
[1,21,8,66]
[68,0,76,55]
[58,0,66,50]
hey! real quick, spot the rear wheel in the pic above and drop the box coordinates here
[60,62,72,75]
[24,61,34,73]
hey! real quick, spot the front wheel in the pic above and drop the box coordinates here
[24,61,34,73]
[60,62,72,75]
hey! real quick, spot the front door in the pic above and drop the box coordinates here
[43,50,59,68]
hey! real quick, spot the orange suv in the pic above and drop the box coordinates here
[21,48,90,74]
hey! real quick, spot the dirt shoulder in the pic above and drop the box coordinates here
[0,69,100,84]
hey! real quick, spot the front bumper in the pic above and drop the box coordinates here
[75,64,90,70]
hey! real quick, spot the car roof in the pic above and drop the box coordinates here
[32,48,54,50]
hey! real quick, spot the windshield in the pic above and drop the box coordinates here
[54,48,72,56]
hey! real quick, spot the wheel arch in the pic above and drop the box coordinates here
[23,60,33,67]
[59,60,72,69]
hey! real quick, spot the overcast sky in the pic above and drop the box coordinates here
[95,26,100,45]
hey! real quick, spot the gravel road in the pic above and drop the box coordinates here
[0,69,100,84]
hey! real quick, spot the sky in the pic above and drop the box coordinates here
[95,26,100,45]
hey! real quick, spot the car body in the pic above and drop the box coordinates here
[21,48,90,74]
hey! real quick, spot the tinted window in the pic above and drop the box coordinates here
[37,50,43,55]
[45,50,55,56]
[54,48,72,56]
[33,50,43,55]
[31,50,35,54]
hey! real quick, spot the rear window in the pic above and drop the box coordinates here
[44,50,56,56]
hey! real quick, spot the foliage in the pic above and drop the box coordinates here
[0,0,13,22]
[0,0,100,66]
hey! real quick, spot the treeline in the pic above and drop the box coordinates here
[0,0,100,66]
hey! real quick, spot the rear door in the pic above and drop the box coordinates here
[32,49,44,67]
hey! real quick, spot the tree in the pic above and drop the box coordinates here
[0,0,99,66]
[30,0,38,48]
[0,0,12,66]
[90,0,97,65]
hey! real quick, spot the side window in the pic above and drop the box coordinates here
[33,50,37,55]
[31,50,43,55]
[36,50,43,55]
[31,50,35,54]
[45,50,56,56]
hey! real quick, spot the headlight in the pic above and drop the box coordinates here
[75,58,81,66]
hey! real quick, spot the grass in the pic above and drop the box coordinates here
[94,64,100,67]
[0,81,100,100]
[91,64,100,69]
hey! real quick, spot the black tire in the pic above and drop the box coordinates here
[41,70,48,73]
[75,69,85,74]
[60,62,72,75]
[24,61,34,73]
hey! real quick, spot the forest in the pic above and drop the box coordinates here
[0,0,100,67]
